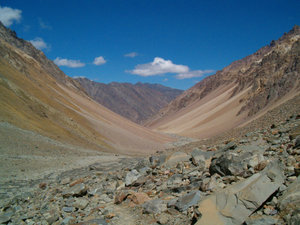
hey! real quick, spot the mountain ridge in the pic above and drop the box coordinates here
[146,25,300,138]
[75,77,183,124]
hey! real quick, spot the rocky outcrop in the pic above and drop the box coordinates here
[75,78,183,124]
[196,161,285,225]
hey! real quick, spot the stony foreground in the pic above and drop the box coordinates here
[0,115,299,225]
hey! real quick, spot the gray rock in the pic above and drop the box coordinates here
[61,216,76,225]
[245,215,280,225]
[279,176,300,223]
[294,135,300,148]
[43,212,59,224]
[62,183,87,197]
[210,150,264,176]
[167,174,183,188]
[175,190,202,212]
[0,212,12,224]
[73,198,89,210]
[62,206,74,213]
[191,149,206,167]
[143,199,167,214]
[82,218,108,225]
[165,152,191,168]
[125,169,141,186]
[149,154,167,167]
[196,161,285,225]
[221,141,237,151]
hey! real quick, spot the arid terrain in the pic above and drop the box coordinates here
[0,20,299,225]
[146,25,300,139]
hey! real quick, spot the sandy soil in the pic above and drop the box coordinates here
[0,122,132,182]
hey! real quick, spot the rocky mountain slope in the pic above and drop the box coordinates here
[75,78,183,124]
[146,25,300,139]
[0,21,173,156]
[1,112,299,224]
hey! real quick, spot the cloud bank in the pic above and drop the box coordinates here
[54,57,85,68]
[93,56,106,65]
[29,37,49,50]
[0,5,22,26]
[129,57,189,76]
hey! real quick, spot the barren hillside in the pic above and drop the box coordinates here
[146,25,300,139]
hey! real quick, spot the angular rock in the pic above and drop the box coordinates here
[114,190,130,204]
[62,183,87,197]
[142,199,167,214]
[210,151,264,176]
[61,216,76,225]
[82,218,108,225]
[278,176,300,223]
[196,161,285,225]
[125,169,141,186]
[191,149,206,167]
[62,206,74,213]
[294,135,300,148]
[128,192,151,205]
[174,190,202,212]
[43,212,59,224]
[0,212,12,224]
[221,141,237,151]
[149,154,167,167]
[165,152,191,168]
[73,198,89,210]
[245,215,280,225]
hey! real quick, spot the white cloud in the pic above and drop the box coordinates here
[0,5,22,26]
[93,56,106,65]
[175,70,214,79]
[54,57,85,68]
[128,57,189,76]
[38,18,52,30]
[124,52,138,58]
[29,37,49,50]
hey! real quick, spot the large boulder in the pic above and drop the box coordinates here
[196,161,285,225]
[209,150,265,176]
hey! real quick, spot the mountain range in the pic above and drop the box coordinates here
[0,21,173,155]
[146,25,300,139]
[75,78,183,124]
[1,22,299,153]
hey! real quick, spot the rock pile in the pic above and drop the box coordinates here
[0,114,299,225]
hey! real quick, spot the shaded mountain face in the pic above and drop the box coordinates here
[0,22,173,155]
[146,25,300,138]
[75,78,183,124]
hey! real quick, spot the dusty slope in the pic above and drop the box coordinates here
[147,25,300,138]
[75,78,183,124]
[0,23,173,155]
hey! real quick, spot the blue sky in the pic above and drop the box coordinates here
[0,0,299,90]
